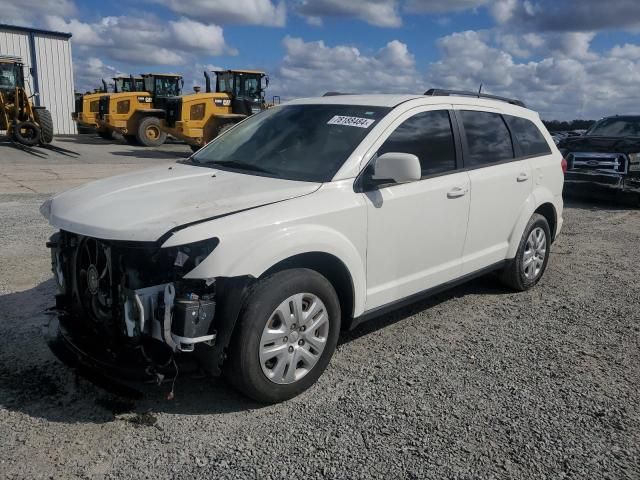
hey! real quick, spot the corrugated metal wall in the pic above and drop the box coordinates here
[0,27,76,135]
[33,34,76,135]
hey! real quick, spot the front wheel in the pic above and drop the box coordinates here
[136,116,167,147]
[500,213,551,291]
[225,269,341,403]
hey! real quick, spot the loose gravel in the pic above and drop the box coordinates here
[1,147,639,479]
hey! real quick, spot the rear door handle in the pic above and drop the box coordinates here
[517,173,530,182]
[447,186,468,199]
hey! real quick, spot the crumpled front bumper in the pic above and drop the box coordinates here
[43,310,199,397]
[564,171,640,202]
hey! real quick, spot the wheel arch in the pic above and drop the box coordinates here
[261,252,356,329]
[506,189,559,259]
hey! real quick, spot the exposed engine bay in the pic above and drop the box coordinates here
[47,230,220,358]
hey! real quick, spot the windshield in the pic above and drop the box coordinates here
[144,76,181,97]
[0,63,20,90]
[217,72,233,93]
[192,104,390,182]
[586,118,640,137]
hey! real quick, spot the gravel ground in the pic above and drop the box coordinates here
[1,141,639,479]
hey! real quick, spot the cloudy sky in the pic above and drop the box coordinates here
[3,0,640,120]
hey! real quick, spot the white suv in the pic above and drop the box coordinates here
[42,90,564,403]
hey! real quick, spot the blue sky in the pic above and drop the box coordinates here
[3,0,640,120]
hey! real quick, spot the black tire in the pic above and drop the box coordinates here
[189,144,201,153]
[97,129,113,140]
[500,213,551,291]
[225,269,341,403]
[12,121,41,146]
[136,116,167,147]
[124,134,139,145]
[36,108,54,144]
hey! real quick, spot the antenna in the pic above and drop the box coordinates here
[477,83,483,97]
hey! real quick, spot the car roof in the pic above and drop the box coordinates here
[287,94,424,107]
[285,93,537,117]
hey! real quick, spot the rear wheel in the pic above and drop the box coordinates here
[136,116,166,147]
[500,213,551,291]
[225,269,341,403]
[36,108,54,144]
[12,121,41,146]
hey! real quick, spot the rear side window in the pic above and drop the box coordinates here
[378,110,456,177]
[505,115,552,157]
[459,111,514,167]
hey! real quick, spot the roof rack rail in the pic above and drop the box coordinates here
[322,92,354,97]
[424,89,526,108]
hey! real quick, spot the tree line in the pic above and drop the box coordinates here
[542,119,596,132]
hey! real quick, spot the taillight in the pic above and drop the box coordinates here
[561,157,568,174]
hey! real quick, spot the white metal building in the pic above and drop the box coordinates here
[0,23,76,135]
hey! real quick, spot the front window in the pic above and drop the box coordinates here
[216,72,233,93]
[192,104,390,182]
[0,63,21,90]
[586,118,640,137]
[144,76,181,97]
[241,76,261,99]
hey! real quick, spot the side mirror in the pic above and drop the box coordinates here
[371,152,421,185]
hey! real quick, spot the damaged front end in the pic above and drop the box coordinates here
[46,230,221,380]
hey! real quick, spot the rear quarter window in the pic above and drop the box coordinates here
[505,115,552,157]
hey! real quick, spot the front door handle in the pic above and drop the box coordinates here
[447,186,468,199]
[517,172,530,182]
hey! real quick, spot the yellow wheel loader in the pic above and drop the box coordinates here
[161,69,271,151]
[73,76,144,139]
[0,56,53,146]
[97,73,182,146]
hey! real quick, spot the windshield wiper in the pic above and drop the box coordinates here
[206,160,274,174]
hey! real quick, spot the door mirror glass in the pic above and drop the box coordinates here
[371,152,421,184]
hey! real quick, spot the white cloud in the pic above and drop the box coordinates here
[273,36,421,99]
[44,15,233,62]
[73,57,124,93]
[490,0,640,33]
[404,0,489,13]
[152,0,286,27]
[0,0,75,26]
[427,30,640,120]
[611,43,640,60]
[296,0,402,28]
[43,14,234,91]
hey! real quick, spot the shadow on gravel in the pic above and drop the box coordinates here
[1,272,509,424]
[563,195,639,211]
[341,273,508,344]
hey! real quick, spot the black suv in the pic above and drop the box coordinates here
[559,115,640,204]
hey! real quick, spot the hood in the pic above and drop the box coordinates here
[45,163,320,242]
[559,135,640,154]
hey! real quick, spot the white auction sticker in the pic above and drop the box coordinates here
[327,115,376,128]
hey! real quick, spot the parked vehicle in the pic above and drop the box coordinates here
[41,90,564,403]
[96,73,183,146]
[0,55,53,146]
[73,76,144,139]
[559,115,640,204]
[161,69,273,152]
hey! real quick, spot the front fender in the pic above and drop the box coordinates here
[178,224,367,316]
